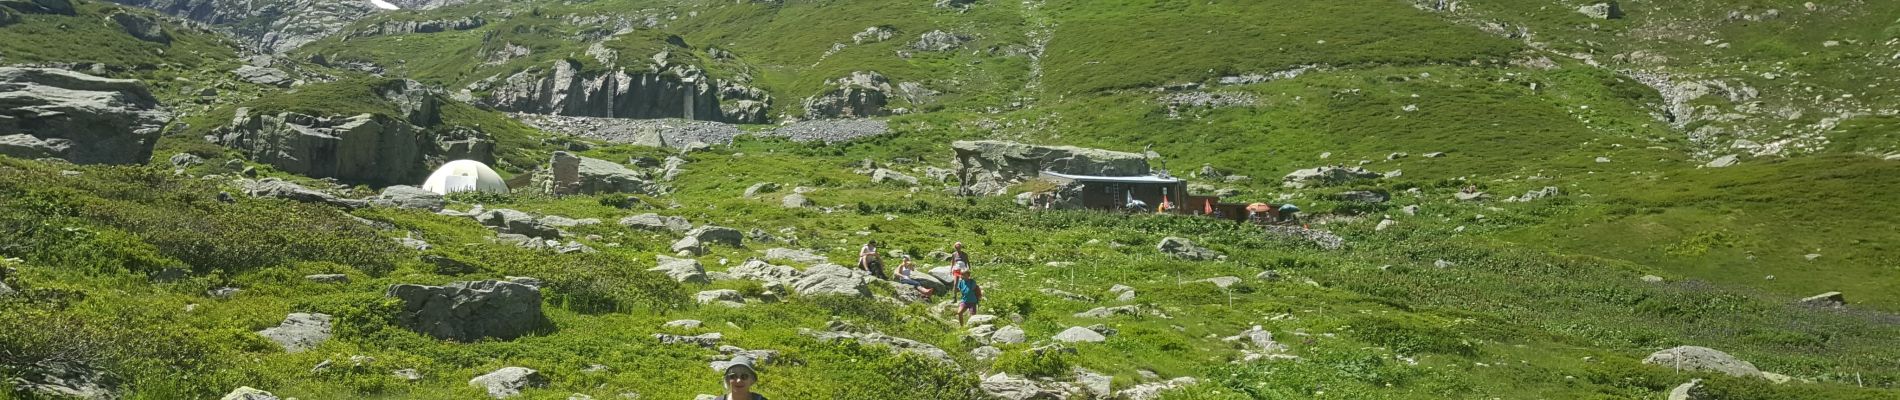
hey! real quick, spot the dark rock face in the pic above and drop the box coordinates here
[386,280,550,342]
[0,0,74,15]
[0,68,168,165]
[214,110,424,186]
[474,60,770,124]
[211,80,492,186]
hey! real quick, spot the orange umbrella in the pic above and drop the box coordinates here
[1246,203,1273,213]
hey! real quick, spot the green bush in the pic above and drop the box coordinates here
[1347,314,1477,356]
[991,348,1074,378]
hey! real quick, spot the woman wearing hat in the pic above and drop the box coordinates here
[718,356,769,400]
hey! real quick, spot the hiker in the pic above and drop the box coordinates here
[859,240,886,280]
[955,271,984,326]
[894,255,932,299]
[717,356,769,400]
[950,242,971,277]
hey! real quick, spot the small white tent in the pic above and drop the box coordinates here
[421,159,509,195]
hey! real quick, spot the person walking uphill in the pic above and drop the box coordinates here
[859,240,886,280]
[955,272,983,326]
[718,356,769,400]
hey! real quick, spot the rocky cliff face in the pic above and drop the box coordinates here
[104,0,373,52]
[952,140,1151,196]
[344,16,485,39]
[472,60,771,124]
[0,68,169,165]
[211,80,493,186]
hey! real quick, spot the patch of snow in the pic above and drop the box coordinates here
[368,0,400,10]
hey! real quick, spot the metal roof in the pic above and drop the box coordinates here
[1040,171,1183,184]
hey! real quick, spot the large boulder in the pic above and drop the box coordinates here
[912,30,971,52]
[1117,377,1198,400]
[952,141,1151,196]
[0,68,167,164]
[869,168,919,186]
[802,322,953,364]
[386,280,550,342]
[546,151,648,195]
[980,373,1064,400]
[256,312,333,353]
[618,213,692,233]
[1282,166,1381,188]
[476,209,562,240]
[468,367,547,399]
[781,193,814,208]
[1797,291,1845,308]
[10,361,118,399]
[369,185,445,211]
[214,110,423,186]
[729,260,802,287]
[220,387,279,400]
[792,264,872,297]
[763,248,829,265]
[242,178,367,209]
[1053,326,1107,343]
[233,65,292,87]
[107,11,170,43]
[803,71,897,119]
[211,80,487,186]
[650,255,710,284]
[686,225,744,247]
[1157,237,1221,261]
[1641,346,1763,378]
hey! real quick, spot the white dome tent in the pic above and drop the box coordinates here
[421,160,509,195]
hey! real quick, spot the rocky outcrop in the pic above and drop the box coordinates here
[369,185,445,210]
[213,80,489,186]
[0,68,168,165]
[233,65,292,87]
[791,264,872,297]
[214,110,421,185]
[1282,166,1381,188]
[618,213,692,232]
[345,16,485,39]
[802,321,953,364]
[256,313,333,353]
[912,30,971,52]
[475,59,769,123]
[107,11,170,43]
[541,151,649,195]
[650,255,709,284]
[475,209,562,239]
[951,140,1151,196]
[10,361,118,399]
[242,178,368,209]
[1158,237,1220,261]
[386,280,550,342]
[105,0,374,53]
[803,71,935,119]
[220,386,279,400]
[468,367,547,399]
[1642,346,1763,378]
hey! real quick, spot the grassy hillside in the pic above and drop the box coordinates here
[6,0,1900,398]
